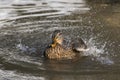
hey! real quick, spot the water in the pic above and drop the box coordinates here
[0,0,120,80]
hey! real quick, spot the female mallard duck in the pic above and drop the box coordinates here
[44,30,88,60]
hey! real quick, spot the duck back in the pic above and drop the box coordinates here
[45,44,78,60]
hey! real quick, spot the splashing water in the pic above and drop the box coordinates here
[84,38,114,65]
[16,37,114,65]
[16,39,36,54]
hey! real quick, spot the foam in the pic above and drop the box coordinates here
[84,38,114,65]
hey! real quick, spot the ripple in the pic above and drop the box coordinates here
[0,0,89,21]
[0,0,119,79]
[0,69,45,80]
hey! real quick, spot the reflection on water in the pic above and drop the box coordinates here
[0,0,120,80]
[0,0,89,20]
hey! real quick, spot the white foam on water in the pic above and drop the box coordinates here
[84,38,114,65]
[15,43,42,66]
[0,46,41,67]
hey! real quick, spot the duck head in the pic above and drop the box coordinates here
[51,30,63,47]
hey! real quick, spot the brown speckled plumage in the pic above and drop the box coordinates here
[45,43,77,60]
[44,30,88,60]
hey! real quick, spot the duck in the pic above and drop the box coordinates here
[44,30,88,60]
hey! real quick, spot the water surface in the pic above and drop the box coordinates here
[0,0,120,80]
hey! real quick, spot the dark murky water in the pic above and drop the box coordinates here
[0,0,120,80]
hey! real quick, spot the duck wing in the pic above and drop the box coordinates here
[72,38,89,52]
